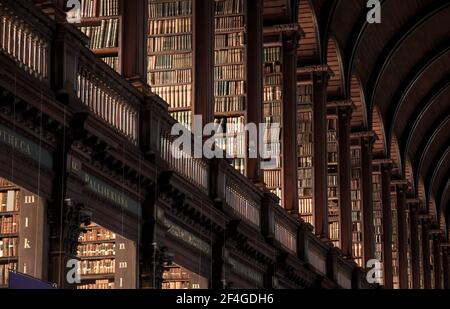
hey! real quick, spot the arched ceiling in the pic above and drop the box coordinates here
[326,37,344,99]
[304,0,450,226]
[263,0,450,227]
[297,0,320,65]
[350,74,367,131]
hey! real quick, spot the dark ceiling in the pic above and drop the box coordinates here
[265,0,450,231]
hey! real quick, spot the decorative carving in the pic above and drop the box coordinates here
[62,199,91,256]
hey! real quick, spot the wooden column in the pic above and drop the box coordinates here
[122,0,146,79]
[245,0,263,181]
[381,161,393,289]
[360,133,375,264]
[336,102,353,258]
[311,66,330,239]
[395,182,409,289]
[281,27,299,213]
[432,233,442,289]
[408,200,421,289]
[443,246,450,289]
[421,217,432,289]
[192,0,214,125]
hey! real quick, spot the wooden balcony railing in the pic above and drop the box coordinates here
[160,130,209,192]
[76,64,140,144]
[225,166,261,227]
[274,220,297,253]
[0,1,51,81]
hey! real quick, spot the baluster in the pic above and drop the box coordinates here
[82,70,87,104]
[86,75,91,108]
[16,25,22,64]
[43,44,48,78]
[36,39,42,77]
[132,112,136,141]
[24,29,29,69]
[125,105,129,136]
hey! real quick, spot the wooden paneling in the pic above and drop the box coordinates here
[372,107,386,158]
[350,75,366,131]
[326,38,343,99]
[297,0,319,64]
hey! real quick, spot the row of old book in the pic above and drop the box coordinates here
[148,53,192,71]
[0,215,19,234]
[148,17,192,35]
[148,0,192,18]
[214,0,244,15]
[148,34,192,52]
[148,68,192,85]
[79,19,119,49]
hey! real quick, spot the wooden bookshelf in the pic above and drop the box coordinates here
[372,166,384,285]
[76,0,122,73]
[327,116,340,248]
[297,84,313,225]
[162,263,207,289]
[0,182,20,287]
[417,223,424,288]
[77,223,116,289]
[77,222,136,289]
[351,146,363,267]
[429,238,435,289]
[405,207,413,288]
[0,178,44,287]
[147,0,193,130]
[262,45,282,203]
[390,185,399,288]
[214,0,247,175]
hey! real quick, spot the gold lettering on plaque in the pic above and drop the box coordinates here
[24,238,31,249]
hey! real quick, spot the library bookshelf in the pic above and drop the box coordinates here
[0,179,19,287]
[350,145,363,267]
[162,263,207,289]
[213,0,248,175]
[372,164,384,285]
[76,0,122,73]
[147,0,193,129]
[77,222,136,289]
[0,178,44,288]
[327,115,340,248]
[390,185,399,289]
[297,82,313,225]
[262,44,282,203]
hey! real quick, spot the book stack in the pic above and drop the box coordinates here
[350,147,363,267]
[0,180,20,288]
[391,186,400,288]
[297,109,313,224]
[77,223,117,289]
[148,0,193,129]
[98,0,120,16]
[372,168,384,283]
[162,264,191,289]
[76,0,121,73]
[327,116,340,248]
[262,45,283,204]
[214,0,247,174]
[79,19,119,49]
